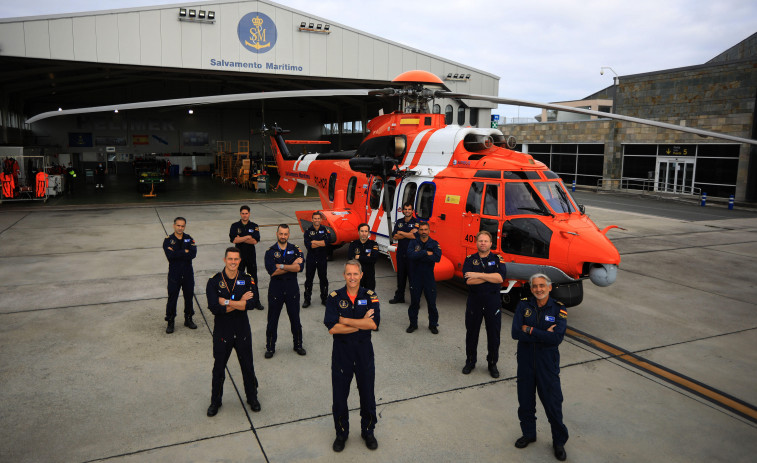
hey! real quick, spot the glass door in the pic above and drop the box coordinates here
[655,158,695,194]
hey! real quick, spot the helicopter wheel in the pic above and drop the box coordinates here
[501,287,521,313]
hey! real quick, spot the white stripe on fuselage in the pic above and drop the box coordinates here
[400,129,433,170]
[412,125,460,169]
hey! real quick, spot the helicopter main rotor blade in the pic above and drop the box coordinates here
[26,89,373,124]
[437,91,757,146]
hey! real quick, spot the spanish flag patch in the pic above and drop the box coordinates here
[559,309,568,319]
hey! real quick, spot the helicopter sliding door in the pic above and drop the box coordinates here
[461,180,501,254]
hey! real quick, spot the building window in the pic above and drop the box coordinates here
[470,109,479,127]
[433,104,441,114]
[457,107,465,125]
[444,105,453,125]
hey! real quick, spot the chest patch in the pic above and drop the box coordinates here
[545,315,555,322]
[339,300,349,309]
[357,299,367,305]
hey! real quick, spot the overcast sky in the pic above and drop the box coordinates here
[2,0,755,121]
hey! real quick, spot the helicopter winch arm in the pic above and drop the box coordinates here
[436,91,757,146]
[26,89,373,124]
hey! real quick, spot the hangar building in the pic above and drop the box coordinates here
[0,0,497,192]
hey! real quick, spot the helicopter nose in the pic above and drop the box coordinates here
[589,263,617,287]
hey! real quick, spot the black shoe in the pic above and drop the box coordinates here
[294,347,307,356]
[184,317,197,329]
[207,403,221,417]
[264,350,275,359]
[462,363,475,374]
[256,303,265,311]
[248,398,261,412]
[429,326,439,334]
[554,444,567,461]
[302,300,311,308]
[362,433,378,450]
[515,436,536,449]
[332,436,347,452]
[406,324,418,333]
[388,297,404,304]
[166,320,174,334]
[488,363,500,378]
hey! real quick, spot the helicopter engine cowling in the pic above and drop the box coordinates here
[463,133,494,151]
[589,263,618,287]
[348,156,397,177]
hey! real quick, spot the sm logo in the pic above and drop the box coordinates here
[237,12,277,54]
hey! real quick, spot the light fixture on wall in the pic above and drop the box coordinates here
[298,21,331,33]
[444,73,471,82]
[188,109,194,115]
[178,7,215,23]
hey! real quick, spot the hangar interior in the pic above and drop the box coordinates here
[0,0,497,202]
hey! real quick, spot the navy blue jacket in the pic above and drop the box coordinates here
[511,296,567,350]
[324,286,380,343]
[304,225,332,260]
[406,236,441,273]
[348,239,379,267]
[462,252,507,295]
[264,242,304,282]
[392,217,420,255]
[229,220,261,257]
[163,233,196,274]
[206,270,257,334]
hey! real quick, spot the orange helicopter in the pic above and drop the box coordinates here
[268,70,620,308]
[27,70,757,307]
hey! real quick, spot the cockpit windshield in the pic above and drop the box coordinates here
[533,181,576,214]
[504,182,552,217]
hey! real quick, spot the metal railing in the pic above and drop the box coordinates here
[596,177,701,198]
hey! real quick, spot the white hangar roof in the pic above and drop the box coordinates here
[0,0,499,115]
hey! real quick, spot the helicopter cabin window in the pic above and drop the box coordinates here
[505,182,549,216]
[369,177,383,210]
[457,107,465,125]
[328,173,337,202]
[470,109,479,127]
[534,181,576,214]
[465,181,483,213]
[346,176,357,204]
[433,104,441,114]
[402,182,418,210]
[501,219,552,259]
[480,218,499,250]
[483,184,499,216]
[343,121,353,134]
[444,105,453,125]
[415,182,436,220]
[383,180,396,210]
[354,120,363,134]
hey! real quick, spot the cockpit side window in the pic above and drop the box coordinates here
[505,182,549,216]
[465,181,483,214]
[534,181,576,213]
[483,183,499,216]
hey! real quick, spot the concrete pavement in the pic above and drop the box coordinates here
[1,198,756,462]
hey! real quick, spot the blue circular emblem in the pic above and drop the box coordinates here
[237,12,277,54]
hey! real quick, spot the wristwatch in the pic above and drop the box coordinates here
[224,299,230,306]
[279,264,284,269]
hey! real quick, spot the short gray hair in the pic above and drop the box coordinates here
[344,259,362,273]
[529,273,552,286]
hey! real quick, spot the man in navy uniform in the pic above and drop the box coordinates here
[264,224,306,358]
[462,230,507,378]
[230,205,264,310]
[324,260,380,452]
[389,203,419,304]
[303,211,332,308]
[162,217,197,334]
[511,273,569,461]
[347,223,379,291]
[205,247,261,417]
[405,222,441,334]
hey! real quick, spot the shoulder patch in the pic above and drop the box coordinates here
[521,297,528,301]
[366,290,375,296]
[329,291,337,297]
[557,301,565,305]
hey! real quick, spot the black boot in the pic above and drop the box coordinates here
[462,355,476,374]
[293,330,307,355]
[184,317,197,329]
[166,319,175,334]
[488,361,500,378]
